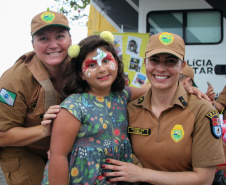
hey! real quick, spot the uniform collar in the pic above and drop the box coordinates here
[22,52,51,78]
[21,52,70,79]
[133,81,188,109]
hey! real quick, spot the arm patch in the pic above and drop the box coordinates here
[206,110,222,138]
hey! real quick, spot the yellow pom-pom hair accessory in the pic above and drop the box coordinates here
[68,44,80,58]
[100,31,114,44]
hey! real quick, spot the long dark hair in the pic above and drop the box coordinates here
[61,35,125,99]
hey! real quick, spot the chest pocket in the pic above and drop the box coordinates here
[28,85,45,116]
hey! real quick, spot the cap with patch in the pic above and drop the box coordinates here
[146,32,185,61]
[182,64,198,87]
[31,11,70,35]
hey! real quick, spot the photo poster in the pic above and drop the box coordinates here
[113,32,150,87]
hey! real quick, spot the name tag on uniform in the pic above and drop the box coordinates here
[128,127,150,136]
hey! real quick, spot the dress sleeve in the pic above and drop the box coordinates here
[60,94,83,122]
[122,86,132,103]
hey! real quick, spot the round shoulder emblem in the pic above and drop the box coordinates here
[159,32,174,45]
[41,12,55,23]
[171,124,184,142]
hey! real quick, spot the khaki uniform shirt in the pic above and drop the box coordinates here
[216,86,226,118]
[215,86,226,173]
[0,52,62,155]
[128,83,224,171]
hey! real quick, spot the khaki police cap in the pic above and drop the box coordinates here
[182,64,198,87]
[31,11,70,35]
[146,32,185,61]
[182,64,194,81]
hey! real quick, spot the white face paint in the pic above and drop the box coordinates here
[92,48,107,66]
[110,61,116,70]
[82,48,117,78]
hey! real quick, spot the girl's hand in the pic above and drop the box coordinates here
[185,86,211,102]
[41,105,60,136]
[102,158,143,183]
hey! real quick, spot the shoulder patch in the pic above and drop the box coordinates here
[206,110,222,138]
[179,96,187,106]
[206,110,219,119]
[138,96,144,104]
[0,88,17,107]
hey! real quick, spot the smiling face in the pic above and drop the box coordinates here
[80,47,118,96]
[32,26,72,70]
[145,53,185,91]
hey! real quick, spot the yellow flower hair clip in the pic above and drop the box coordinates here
[68,44,80,58]
[68,31,114,58]
[100,31,114,44]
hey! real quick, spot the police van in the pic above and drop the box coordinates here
[87,0,226,95]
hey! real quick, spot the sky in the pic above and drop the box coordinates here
[0,0,88,76]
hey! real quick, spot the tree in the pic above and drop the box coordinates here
[48,0,90,26]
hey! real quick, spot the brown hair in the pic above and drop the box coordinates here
[61,35,125,99]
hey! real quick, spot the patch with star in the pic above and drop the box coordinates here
[206,110,222,138]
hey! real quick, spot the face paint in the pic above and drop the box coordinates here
[93,48,107,66]
[82,59,95,77]
[104,53,116,70]
[82,49,117,78]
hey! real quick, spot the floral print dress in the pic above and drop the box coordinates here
[42,87,134,185]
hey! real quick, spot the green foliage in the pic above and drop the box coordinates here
[49,0,90,22]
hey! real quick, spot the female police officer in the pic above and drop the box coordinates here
[0,11,71,185]
[101,32,225,184]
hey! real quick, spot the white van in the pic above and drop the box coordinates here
[88,0,226,95]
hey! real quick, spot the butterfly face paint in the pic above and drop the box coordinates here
[82,48,117,78]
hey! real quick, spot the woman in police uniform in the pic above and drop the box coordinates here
[0,11,71,185]
[101,32,225,184]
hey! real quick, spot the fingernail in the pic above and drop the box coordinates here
[106,158,110,162]
[102,173,107,176]
[101,164,105,168]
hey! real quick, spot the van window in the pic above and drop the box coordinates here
[147,9,223,45]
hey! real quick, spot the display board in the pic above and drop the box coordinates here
[112,32,150,87]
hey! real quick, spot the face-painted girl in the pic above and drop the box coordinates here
[81,47,118,95]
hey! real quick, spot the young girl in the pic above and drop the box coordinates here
[41,31,147,185]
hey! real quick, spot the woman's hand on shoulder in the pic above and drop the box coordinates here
[41,105,60,125]
[41,105,60,136]
[185,86,211,102]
